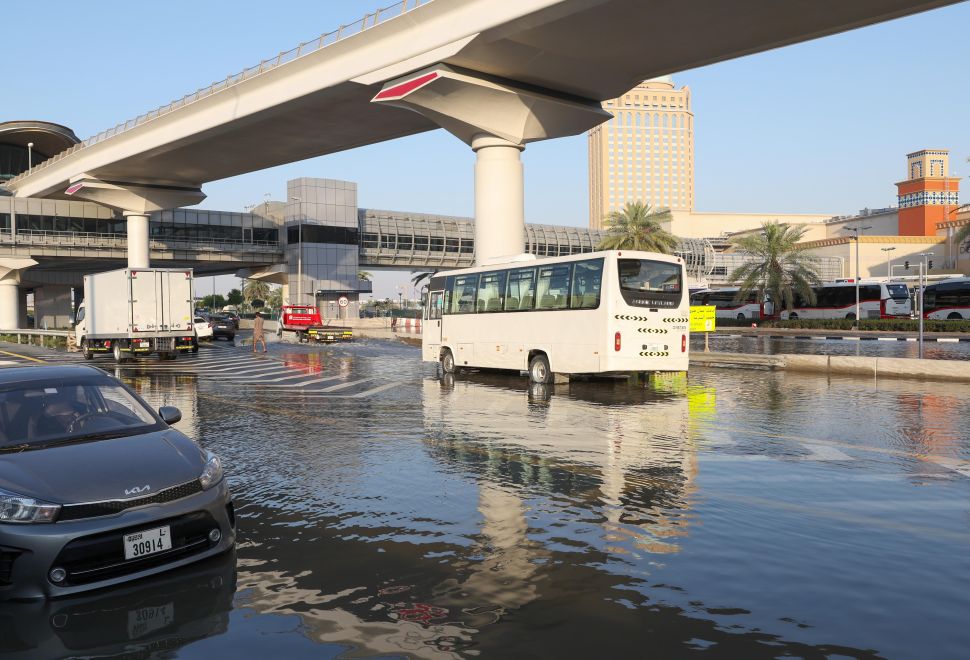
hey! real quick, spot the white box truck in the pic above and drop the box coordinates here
[75,268,196,361]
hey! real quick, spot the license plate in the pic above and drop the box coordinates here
[124,525,172,560]
[128,602,174,639]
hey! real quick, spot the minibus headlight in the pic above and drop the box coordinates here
[0,488,60,524]
[199,451,224,490]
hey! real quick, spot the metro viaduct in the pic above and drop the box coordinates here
[2,0,956,327]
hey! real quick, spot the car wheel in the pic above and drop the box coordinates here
[529,354,552,384]
[112,342,124,363]
[441,349,455,374]
[228,334,235,342]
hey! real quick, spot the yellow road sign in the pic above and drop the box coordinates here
[689,305,716,332]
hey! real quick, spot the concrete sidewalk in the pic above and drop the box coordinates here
[690,351,970,382]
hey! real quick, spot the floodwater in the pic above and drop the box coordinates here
[2,339,969,659]
[697,333,970,361]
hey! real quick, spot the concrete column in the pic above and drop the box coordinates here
[125,213,150,268]
[0,281,19,329]
[473,134,525,265]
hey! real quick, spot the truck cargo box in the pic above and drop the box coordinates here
[83,268,194,337]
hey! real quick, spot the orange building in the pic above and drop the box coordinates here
[896,149,960,236]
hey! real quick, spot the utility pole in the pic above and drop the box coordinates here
[845,224,872,327]
[917,251,934,359]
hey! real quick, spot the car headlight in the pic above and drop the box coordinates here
[0,488,60,524]
[199,451,224,490]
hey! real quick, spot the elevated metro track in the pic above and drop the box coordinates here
[5,0,956,200]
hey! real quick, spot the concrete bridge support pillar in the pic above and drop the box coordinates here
[473,135,525,265]
[0,258,37,329]
[125,213,150,269]
[371,65,609,265]
[0,281,20,330]
[34,284,74,329]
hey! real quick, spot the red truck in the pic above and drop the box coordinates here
[276,305,353,343]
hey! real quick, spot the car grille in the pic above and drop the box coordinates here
[52,511,218,586]
[0,547,22,585]
[58,480,203,522]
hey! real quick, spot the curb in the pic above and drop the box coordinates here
[710,333,970,343]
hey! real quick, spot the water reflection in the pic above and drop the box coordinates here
[0,553,235,659]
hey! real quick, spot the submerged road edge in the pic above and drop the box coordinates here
[690,351,970,382]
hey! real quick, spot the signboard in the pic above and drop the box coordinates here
[337,296,350,308]
[689,305,716,333]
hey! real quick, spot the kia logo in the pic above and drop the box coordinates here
[125,485,150,496]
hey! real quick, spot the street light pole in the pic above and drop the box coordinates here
[289,197,302,305]
[881,246,896,280]
[917,251,934,359]
[845,225,872,326]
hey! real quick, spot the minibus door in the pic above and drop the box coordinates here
[425,290,444,360]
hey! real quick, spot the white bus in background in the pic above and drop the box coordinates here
[689,287,771,320]
[422,250,690,383]
[922,277,970,320]
[779,281,912,320]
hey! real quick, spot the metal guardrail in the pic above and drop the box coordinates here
[0,329,72,348]
[5,0,434,188]
[0,230,282,253]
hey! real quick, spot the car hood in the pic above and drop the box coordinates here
[0,429,204,504]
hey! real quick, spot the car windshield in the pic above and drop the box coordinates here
[0,376,160,448]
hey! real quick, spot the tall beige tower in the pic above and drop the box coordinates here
[588,77,694,229]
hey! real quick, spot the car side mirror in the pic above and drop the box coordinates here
[159,406,182,425]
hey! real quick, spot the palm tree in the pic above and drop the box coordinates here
[597,201,678,253]
[242,279,271,306]
[411,270,438,288]
[729,222,821,314]
[357,271,372,281]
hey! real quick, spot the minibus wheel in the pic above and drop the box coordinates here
[441,349,456,374]
[529,354,552,384]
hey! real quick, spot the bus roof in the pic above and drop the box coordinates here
[430,250,684,278]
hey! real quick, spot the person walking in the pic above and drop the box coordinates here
[252,312,267,353]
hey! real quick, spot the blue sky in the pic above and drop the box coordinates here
[5,1,969,296]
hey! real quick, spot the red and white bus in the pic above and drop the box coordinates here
[689,288,771,320]
[779,281,912,320]
[922,277,970,320]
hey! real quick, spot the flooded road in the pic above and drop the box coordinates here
[3,339,969,658]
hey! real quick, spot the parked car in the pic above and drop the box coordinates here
[208,316,235,341]
[0,365,235,600]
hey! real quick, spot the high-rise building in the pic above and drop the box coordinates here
[588,77,694,230]
[895,149,960,236]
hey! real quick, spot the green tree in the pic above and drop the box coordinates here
[729,222,821,313]
[597,201,678,253]
[243,279,271,305]
[357,271,372,281]
[227,288,243,306]
[266,286,283,310]
[411,270,438,288]
[198,294,226,311]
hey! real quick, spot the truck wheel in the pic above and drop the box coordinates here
[82,340,93,361]
[441,349,455,374]
[112,342,124,363]
[169,350,178,361]
[277,326,283,338]
[192,340,199,353]
[529,354,552,384]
